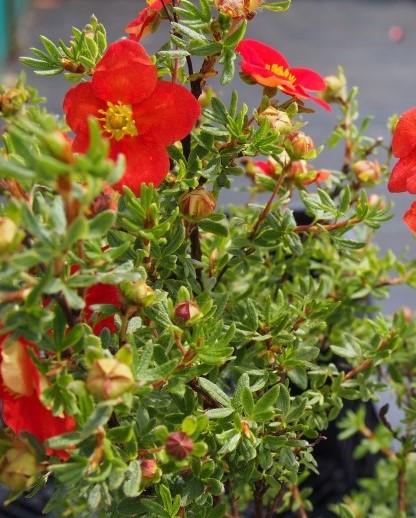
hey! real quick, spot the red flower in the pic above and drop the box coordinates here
[83,283,123,335]
[236,39,331,111]
[388,107,416,193]
[0,336,76,460]
[64,39,201,196]
[404,201,416,233]
[125,0,171,41]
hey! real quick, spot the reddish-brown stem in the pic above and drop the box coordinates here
[295,217,361,234]
[249,173,286,239]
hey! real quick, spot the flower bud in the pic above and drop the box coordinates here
[286,132,315,159]
[0,447,38,492]
[0,218,20,254]
[120,279,156,307]
[179,187,216,221]
[258,107,292,134]
[322,74,347,103]
[86,358,135,400]
[165,432,193,460]
[0,87,28,116]
[368,193,385,209]
[351,160,381,185]
[44,131,74,164]
[141,459,158,483]
[174,301,202,325]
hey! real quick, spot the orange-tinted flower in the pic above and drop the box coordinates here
[0,336,76,460]
[125,0,171,41]
[236,39,331,111]
[404,201,416,233]
[63,39,201,196]
[388,107,416,193]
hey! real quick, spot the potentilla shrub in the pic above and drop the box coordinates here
[0,1,415,517]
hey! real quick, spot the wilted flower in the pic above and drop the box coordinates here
[125,0,171,41]
[286,131,315,159]
[179,187,216,221]
[85,358,135,400]
[258,107,292,133]
[236,39,331,111]
[214,0,262,18]
[63,39,201,195]
[0,336,76,460]
[351,159,381,184]
[0,447,39,492]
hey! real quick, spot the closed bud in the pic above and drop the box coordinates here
[121,279,155,307]
[0,447,38,492]
[286,132,315,159]
[174,301,202,325]
[44,131,74,164]
[368,193,385,209]
[322,74,347,103]
[165,432,193,460]
[86,358,135,400]
[0,87,28,116]
[351,160,381,185]
[258,107,292,134]
[141,459,159,483]
[179,187,216,221]
[0,218,21,254]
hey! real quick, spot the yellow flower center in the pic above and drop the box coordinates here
[98,101,138,141]
[265,64,296,84]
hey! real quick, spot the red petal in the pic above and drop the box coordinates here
[388,154,416,192]
[110,137,170,196]
[92,40,157,105]
[293,85,331,111]
[133,80,201,146]
[84,283,122,335]
[236,39,290,69]
[125,0,171,41]
[404,201,416,232]
[392,107,416,158]
[63,82,106,133]
[290,67,326,91]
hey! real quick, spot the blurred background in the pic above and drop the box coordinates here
[0,1,416,516]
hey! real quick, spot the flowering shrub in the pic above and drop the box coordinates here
[0,1,416,517]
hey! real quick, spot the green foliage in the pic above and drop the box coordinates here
[0,1,415,517]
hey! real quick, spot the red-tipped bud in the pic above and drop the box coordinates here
[286,132,315,159]
[0,447,39,492]
[174,301,202,325]
[351,160,381,185]
[85,358,135,400]
[179,187,216,221]
[141,459,158,482]
[165,432,193,460]
[258,107,292,134]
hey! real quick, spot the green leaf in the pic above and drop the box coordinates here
[205,407,235,418]
[262,0,291,12]
[220,48,236,85]
[277,384,290,417]
[170,22,208,42]
[197,377,232,407]
[199,217,229,237]
[123,460,142,498]
[241,386,254,416]
[89,210,116,238]
[253,385,279,417]
[223,20,247,49]
[190,42,223,56]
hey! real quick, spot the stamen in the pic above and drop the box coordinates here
[97,101,138,141]
[265,64,296,84]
